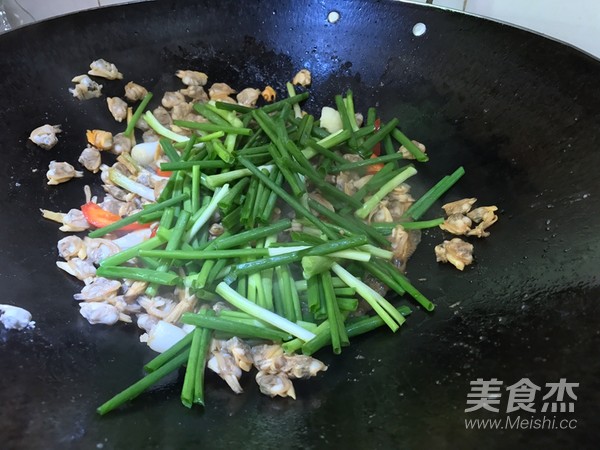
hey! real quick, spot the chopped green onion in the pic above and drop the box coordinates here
[96,266,180,285]
[144,111,189,143]
[404,166,465,220]
[124,92,153,137]
[355,166,418,219]
[97,349,189,415]
[215,282,316,341]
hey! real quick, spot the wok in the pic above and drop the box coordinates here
[1,0,599,448]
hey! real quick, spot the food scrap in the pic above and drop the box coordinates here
[434,238,474,271]
[107,97,128,122]
[86,129,113,150]
[88,58,123,80]
[29,124,61,150]
[0,304,35,330]
[124,81,149,102]
[434,198,498,269]
[70,74,103,100]
[46,161,83,185]
[292,69,312,87]
[261,85,276,102]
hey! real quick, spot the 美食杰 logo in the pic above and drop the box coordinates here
[463,378,578,431]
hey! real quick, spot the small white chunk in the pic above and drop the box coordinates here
[131,141,160,166]
[0,304,35,330]
[29,124,61,150]
[413,23,427,37]
[79,302,119,325]
[319,106,343,133]
[147,320,187,353]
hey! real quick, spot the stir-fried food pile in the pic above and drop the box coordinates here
[35,59,498,414]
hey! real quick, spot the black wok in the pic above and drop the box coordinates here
[1,0,599,448]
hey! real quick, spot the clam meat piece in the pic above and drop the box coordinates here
[107,97,128,122]
[292,69,311,87]
[179,85,209,101]
[223,337,253,372]
[176,69,208,86]
[367,201,393,223]
[309,192,335,212]
[56,257,96,281]
[398,140,427,160]
[388,225,415,261]
[335,171,361,196]
[29,124,61,150]
[78,146,102,173]
[161,91,186,109]
[137,296,176,319]
[111,132,132,155]
[387,184,414,220]
[102,184,128,201]
[73,277,121,302]
[207,352,244,394]
[251,344,286,374]
[467,206,499,238]
[440,213,473,235]
[70,74,103,100]
[58,208,90,232]
[434,238,474,271]
[442,198,477,216]
[255,371,296,399]
[142,129,160,143]
[88,59,123,80]
[98,194,126,215]
[123,281,149,301]
[137,313,159,333]
[163,292,197,324]
[57,235,85,260]
[86,129,113,150]
[209,83,236,101]
[261,86,276,102]
[82,237,120,264]
[208,223,224,237]
[281,354,328,379]
[46,161,83,185]
[124,81,148,102]
[79,302,120,325]
[152,106,173,126]
[171,102,193,121]
[236,88,261,107]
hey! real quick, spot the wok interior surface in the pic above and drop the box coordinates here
[0,0,598,448]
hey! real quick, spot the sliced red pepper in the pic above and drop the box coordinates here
[371,118,382,156]
[366,153,385,174]
[81,202,150,232]
[374,118,381,131]
[155,169,173,178]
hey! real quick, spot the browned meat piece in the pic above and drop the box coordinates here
[124,81,148,102]
[46,161,83,185]
[255,371,296,399]
[440,213,473,235]
[399,140,427,160]
[176,70,208,86]
[78,147,102,173]
[467,206,499,237]
[236,88,261,107]
[442,198,477,215]
[435,238,474,271]
[107,97,128,122]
